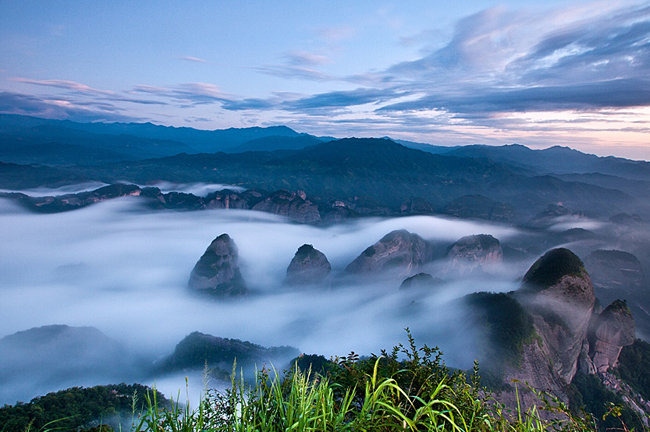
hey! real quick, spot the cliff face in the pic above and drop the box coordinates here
[484,248,644,421]
[345,230,433,277]
[188,233,248,297]
[517,248,595,383]
[286,244,331,286]
[589,300,636,373]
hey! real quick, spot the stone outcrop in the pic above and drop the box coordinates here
[188,234,247,297]
[345,230,433,277]
[399,273,440,290]
[447,234,503,273]
[204,190,253,210]
[252,190,321,223]
[286,244,331,286]
[589,300,636,373]
[472,248,640,417]
[6,183,143,213]
[517,248,596,383]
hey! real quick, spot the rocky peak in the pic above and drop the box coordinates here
[286,244,331,286]
[446,234,503,273]
[518,248,595,383]
[188,233,248,297]
[345,229,433,277]
[589,300,636,373]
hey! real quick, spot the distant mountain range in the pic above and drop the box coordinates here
[1,114,649,221]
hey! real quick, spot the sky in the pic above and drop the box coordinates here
[1,0,650,159]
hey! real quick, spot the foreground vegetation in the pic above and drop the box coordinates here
[0,384,166,432]
[130,333,639,432]
[3,333,648,431]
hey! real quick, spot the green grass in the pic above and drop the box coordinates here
[129,331,631,432]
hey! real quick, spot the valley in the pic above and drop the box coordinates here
[1,115,650,430]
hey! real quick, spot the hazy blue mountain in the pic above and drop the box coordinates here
[62,120,300,153]
[42,138,635,220]
[0,114,301,164]
[393,139,460,154]
[0,161,90,189]
[227,134,323,152]
[445,144,650,180]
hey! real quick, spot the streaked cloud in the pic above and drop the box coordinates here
[133,82,234,107]
[180,56,208,63]
[286,50,330,66]
[11,78,113,95]
[255,50,333,82]
[0,91,141,122]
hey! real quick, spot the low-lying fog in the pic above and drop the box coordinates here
[0,185,580,405]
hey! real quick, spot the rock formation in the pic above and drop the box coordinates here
[286,244,331,286]
[204,190,253,210]
[252,190,321,223]
[188,233,247,297]
[588,300,636,373]
[465,248,642,419]
[345,230,433,277]
[6,183,143,213]
[517,248,596,382]
[447,234,503,273]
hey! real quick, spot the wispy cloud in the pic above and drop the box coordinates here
[12,78,168,106]
[219,87,407,114]
[133,82,234,107]
[286,50,330,66]
[0,91,142,122]
[11,78,114,95]
[379,78,650,114]
[180,56,208,63]
[382,3,650,114]
[255,50,334,82]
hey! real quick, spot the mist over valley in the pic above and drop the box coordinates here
[2,117,650,429]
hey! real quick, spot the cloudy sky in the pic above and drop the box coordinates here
[1,0,650,159]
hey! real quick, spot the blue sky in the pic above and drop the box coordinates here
[1,0,650,159]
